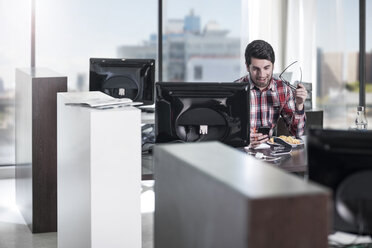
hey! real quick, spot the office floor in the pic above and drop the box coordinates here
[0,166,154,248]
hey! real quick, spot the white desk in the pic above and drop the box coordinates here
[57,92,141,248]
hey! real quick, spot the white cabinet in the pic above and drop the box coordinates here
[57,92,141,248]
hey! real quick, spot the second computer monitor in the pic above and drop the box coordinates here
[89,58,155,105]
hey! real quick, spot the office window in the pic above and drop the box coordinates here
[164,0,242,82]
[0,0,30,165]
[316,0,360,129]
[36,0,158,91]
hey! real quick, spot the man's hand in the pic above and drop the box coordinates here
[250,132,269,148]
[295,83,307,111]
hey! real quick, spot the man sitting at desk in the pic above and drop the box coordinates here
[235,40,307,148]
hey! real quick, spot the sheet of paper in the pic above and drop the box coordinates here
[64,91,136,108]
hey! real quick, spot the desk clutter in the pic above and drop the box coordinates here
[269,135,303,146]
[245,136,305,164]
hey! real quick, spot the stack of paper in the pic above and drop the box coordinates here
[64,91,142,109]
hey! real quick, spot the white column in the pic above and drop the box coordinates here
[286,0,317,108]
[241,0,287,73]
[57,92,141,248]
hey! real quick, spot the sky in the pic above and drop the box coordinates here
[33,0,240,56]
[0,0,30,88]
[317,0,355,52]
[317,0,372,52]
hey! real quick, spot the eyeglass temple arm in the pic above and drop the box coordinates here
[279,60,298,78]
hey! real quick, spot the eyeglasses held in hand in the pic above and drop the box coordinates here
[279,61,302,92]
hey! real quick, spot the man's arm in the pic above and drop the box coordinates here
[281,84,307,137]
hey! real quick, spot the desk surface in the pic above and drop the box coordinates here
[142,139,308,180]
[279,148,307,172]
[246,146,307,173]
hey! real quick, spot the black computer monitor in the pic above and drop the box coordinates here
[155,82,250,147]
[89,58,155,105]
[308,128,372,235]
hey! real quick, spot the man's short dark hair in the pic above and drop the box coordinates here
[245,40,275,66]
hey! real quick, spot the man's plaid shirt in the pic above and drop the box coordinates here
[235,74,306,137]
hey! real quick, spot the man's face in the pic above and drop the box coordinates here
[247,58,274,89]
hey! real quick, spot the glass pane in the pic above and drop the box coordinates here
[366,0,372,128]
[0,0,31,165]
[163,0,241,82]
[279,61,302,89]
[36,0,158,91]
[316,0,359,129]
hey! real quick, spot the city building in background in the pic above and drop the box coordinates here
[117,10,241,82]
[316,47,372,128]
[317,49,344,98]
